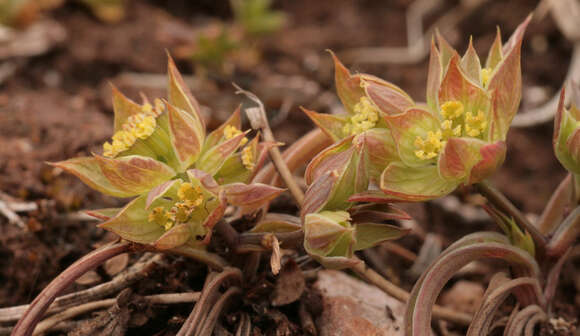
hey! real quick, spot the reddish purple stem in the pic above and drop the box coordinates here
[11,242,133,336]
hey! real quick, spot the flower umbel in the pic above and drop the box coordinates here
[52,56,284,250]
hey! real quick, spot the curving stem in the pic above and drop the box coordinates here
[476,181,547,258]
[11,241,134,336]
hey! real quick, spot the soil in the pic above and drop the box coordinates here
[0,0,577,335]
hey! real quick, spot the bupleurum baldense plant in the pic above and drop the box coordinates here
[9,13,580,336]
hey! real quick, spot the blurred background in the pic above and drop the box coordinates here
[0,0,578,333]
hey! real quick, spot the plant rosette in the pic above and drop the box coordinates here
[304,16,531,203]
[52,57,283,251]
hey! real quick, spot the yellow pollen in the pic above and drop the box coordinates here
[241,146,254,170]
[177,182,204,206]
[441,119,462,139]
[343,97,380,135]
[148,206,174,230]
[465,110,488,137]
[441,101,464,120]
[223,125,248,145]
[481,68,492,87]
[102,102,160,158]
[414,130,443,160]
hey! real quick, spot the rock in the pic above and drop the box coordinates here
[314,270,405,336]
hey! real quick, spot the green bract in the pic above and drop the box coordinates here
[553,84,580,175]
[304,16,531,203]
[53,57,283,250]
[303,209,409,269]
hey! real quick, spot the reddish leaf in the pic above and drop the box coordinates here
[166,102,204,170]
[154,223,191,250]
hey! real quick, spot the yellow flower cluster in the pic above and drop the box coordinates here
[414,100,488,160]
[103,100,164,158]
[480,67,492,87]
[414,131,443,160]
[465,110,488,137]
[343,97,380,135]
[148,182,205,231]
[224,125,248,145]
[241,146,254,170]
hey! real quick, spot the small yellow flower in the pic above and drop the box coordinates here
[414,130,443,160]
[441,119,462,139]
[224,125,248,145]
[465,110,488,137]
[343,97,380,135]
[241,146,255,170]
[102,101,163,158]
[481,68,492,87]
[441,101,464,120]
[177,182,204,204]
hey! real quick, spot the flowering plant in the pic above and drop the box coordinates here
[53,58,283,251]
[304,16,531,203]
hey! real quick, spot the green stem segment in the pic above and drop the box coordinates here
[476,181,547,258]
[12,242,134,336]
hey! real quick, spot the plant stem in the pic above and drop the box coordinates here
[476,181,547,256]
[33,292,200,335]
[234,85,309,206]
[163,245,229,271]
[351,258,472,326]
[546,206,580,257]
[254,128,332,186]
[11,241,133,336]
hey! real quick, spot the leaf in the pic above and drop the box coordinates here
[51,155,175,198]
[362,75,414,116]
[200,191,226,244]
[384,107,442,167]
[435,30,457,71]
[349,204,411,222]
[167,55,205,138]
[94,155,176,196]
[301,171,338,218]
[251,213,302,233]
[166,102,204,170]
[353,223,409,251]
[460,37,482,84]
[305,136,354,185]
[467,140,506,184]
[426,39,442,112]
[437,137,485,181]
[380,162,457,202]
[487,16,530,141]
[146,180,180,209]
[438,54,490,119]
[329,50,365,114]
[485,27,503,70]
[224,183,284,209]
[187,169,220,194]
[195,131,247,175]
[301,107,349,142]
[85,208,121,220]
[111,85,142,133]
[203,106,242,149]
[404,232,539,336]
[353,128,398,182]
[99,195,164,244]
[153,223,191,250]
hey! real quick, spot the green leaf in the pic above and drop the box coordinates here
[153,223,191,250]
[353,223,409,251]
[384,107,442,167]
[302,107,349,142]
[167,55,205,138]
[250,213,302,233]
[380,162,458,201]
[166,102,204,171]
[99,194,164,244]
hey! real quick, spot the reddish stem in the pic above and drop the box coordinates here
[11,242,133,336]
